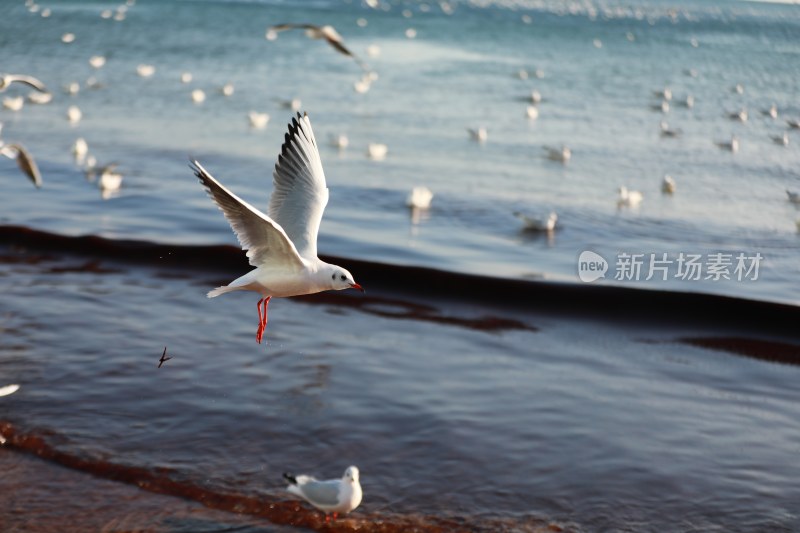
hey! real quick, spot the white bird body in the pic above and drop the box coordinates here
[772,132,789,146]
[284,466,362,517]
[89,55,106,69]
[468,127,488,142]
[530,89,542,104]
[248,111,270,129]
[526,106,539,120]
[137,64,155,77]
[618,186,643,207]
[545,145,570,163]
[406,186,433,209]
[515,211,557,232]
[72,137,88,162]
[763,104,778,119]
[662,175,676,194]
[716,136,739,153]
[67,105,82,124]
[0,384,20,397]
[367,143,387,160]
[27,91,52,104]
[191,89,206,103]
[331,134,349,149]
[729,109,748,122]
[2,96,24,111]
[181,72,193,84]
[63,81,80,95]
[191,113,362,344]
[221,83,234,96]
[99,164,123,197]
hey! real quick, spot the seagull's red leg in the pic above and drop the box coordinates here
[324,514,331,523]
[332,512,339,521]
[256,298,264,344]
[256,297,271,344]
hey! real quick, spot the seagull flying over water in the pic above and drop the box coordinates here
[0,73,48,94]
[191,113,363,345]
[283,466,362,521]
[267,24,370,72]
[1,141,42,188]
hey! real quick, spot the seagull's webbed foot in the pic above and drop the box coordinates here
[255,297,271,344]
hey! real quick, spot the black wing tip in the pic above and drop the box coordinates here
[283,472,297,485]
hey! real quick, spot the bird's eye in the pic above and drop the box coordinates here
[332,273,336,280]
[340,274,346,281]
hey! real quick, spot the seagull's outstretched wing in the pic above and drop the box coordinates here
[268,113,329,261]
[2,74,48,93]
[191,160,305,270]
[268,24,370,71]
[1,143,42,188]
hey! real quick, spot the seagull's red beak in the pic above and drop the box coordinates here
[350,282,365,293]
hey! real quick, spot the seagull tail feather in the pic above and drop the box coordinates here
[283,472,298,485]
[207,285,236,298]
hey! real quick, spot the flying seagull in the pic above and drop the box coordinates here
[1,141,42,188]
[267,24,370,72]
[191,112,363,344]
[0,73,48,94]
[283,466,362,521]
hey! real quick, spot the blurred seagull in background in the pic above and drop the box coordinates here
[0,73,48,94]
[715,135,739,153]
[27,91,52,105]
[190,113,364,345]
[267,24,370,72]
[544,145,571,163]
[367,142,387,160]
[330,134,349,150]
[771,132,789,146]
[515,211,557,232]
[468,126,488,142]
[98,163,123,199]
[1,141,42,188]
[660,121,682,138]
[2,96,24,111]
[729,108,748,122]
[618,186,643,207]
[661,175,676,194]
[248,111,269,129]
[406,186,433,209]
[72,137,88,163]
[762,104,778,119]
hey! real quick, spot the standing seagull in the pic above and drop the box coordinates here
[0,73,48,94]
[283,466,362,521]
[191,113,363,344]
[267,24,370,72]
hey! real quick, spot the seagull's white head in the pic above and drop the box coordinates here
[324,263,364,293]
[343,466,360,484]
